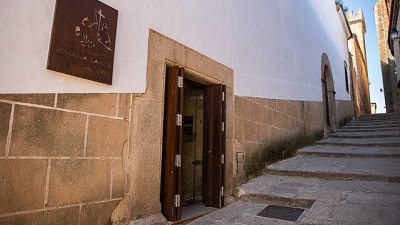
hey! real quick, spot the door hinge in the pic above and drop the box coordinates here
[176,114,182,126]
[175,154,181,167]
[222,122,225,132]
[221,186,224,196]
[221,154,225,165]
[174,194,180,207]
[222,91,225,102]
[177,76,183,88]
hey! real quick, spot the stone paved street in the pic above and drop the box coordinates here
[189,112,400,225]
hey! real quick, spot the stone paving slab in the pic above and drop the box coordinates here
[266,156,400,182]
[316,137,400,147]
[297,145,400,158]
[188,202,301,225]
[237,175,400,225]
[301,200,400,225]
[191,175,400,225]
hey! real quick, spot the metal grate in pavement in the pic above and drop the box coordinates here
[257,205,305,221]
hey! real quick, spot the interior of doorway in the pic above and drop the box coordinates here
[181,80,215,220]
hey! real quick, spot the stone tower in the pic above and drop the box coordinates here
[347,8,371,116]
[374,0,400,112]
[348,9,367,61]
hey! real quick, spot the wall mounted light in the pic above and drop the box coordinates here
[390,28,399,41]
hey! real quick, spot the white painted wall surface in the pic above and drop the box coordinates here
[0,0,350,101]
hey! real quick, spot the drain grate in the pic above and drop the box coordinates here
[257,205,305,221]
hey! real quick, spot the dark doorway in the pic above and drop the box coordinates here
[182,81,205,206]
[323,72,330,127]
[161,66,226,222]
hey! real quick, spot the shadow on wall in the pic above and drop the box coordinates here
[380,58,400,112]
[234,130,324,186]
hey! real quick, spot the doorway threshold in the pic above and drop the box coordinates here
[172,204,217,224]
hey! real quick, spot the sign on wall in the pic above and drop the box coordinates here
[47,0,118,85]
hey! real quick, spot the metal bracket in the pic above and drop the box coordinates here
[221,154,225,165]
[177,76,183,88]
[176,114,182,126]
[222,91,225,102]
[222,122,225,132]
[175,155,181,167]
[174,194,180,207]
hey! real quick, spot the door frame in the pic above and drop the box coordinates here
[321,53,336,132]
[120,30,233,223]
[161,66,226,221]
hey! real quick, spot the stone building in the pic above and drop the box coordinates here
[374,0,400,112]
[388,0,400,90]
[0,0,355,224]
[347,9,372,116]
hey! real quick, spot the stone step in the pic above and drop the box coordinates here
[297,145,400,158]
[316,137,400,147]
[341,123,400,129]
[348,118,400,123]
[348,119,400,125]
[345,123,400,128]
[265,156,400,182]
[336,127,400,132]
[330,130,400,138]
[356,112,400,119]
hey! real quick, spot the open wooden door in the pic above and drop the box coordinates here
[162,66,226,221]
[205,84,226,208]
[161,66,184,221]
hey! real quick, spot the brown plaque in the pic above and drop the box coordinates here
[47,0,118,85]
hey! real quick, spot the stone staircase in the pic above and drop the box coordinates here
[190,113,400,225]
[247,112,400,224]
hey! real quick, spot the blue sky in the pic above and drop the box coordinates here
[345,0,386,113]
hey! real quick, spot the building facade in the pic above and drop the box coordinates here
[374,0,400,112]
[0,0,354,224]
[388,0,400,90]
[347,9,372,116]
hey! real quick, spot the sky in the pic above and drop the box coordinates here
[345,0,386,113]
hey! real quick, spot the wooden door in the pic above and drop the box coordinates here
[205,84,226,208]
[161,66,184,221]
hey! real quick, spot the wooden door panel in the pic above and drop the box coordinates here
[161,66,179,221]
[161,66,184,221]
[205,84,226,208]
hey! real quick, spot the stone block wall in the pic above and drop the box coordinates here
[233,96,327,185]
[336,100,355,127]
[374,0,400,112]
[0,94,130,225]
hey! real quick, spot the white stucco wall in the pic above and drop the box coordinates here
[0,0,350,101]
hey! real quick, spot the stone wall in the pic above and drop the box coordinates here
[374,0,400,112]
[347,9,371,116]
[348,36,371,116]
[233,96,354,185]
[234,97,323,185]
[336,100,355,126]
[0,94,130,225]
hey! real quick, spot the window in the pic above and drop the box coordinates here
[344,61,349,93]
